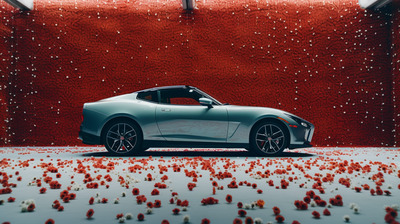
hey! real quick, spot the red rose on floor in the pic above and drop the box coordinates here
[245,217,253,224]
[201,218,210,224]
[273,206,281,215]
[355,187,361,192]
[27,203,36,212]
[226,194,233,203]
[303,196,311,204]
[154,200,161,208]
[151,189,159,195]
[252,183,257,189]
[257,199,265,208]
[7,197,15,202]
[257,189,263,194]
[62,195,70,203]
[116,213,124,219]
[169,198,174,204]
[89,197,94,205]
[212,181,218,187]
[137,213,144,221]
[233,218,243,224]
[238,209,247,217]
[306,190,315,198]
[58,206,64,211]
[172,208,180,215]
[370,189,376,195]
[275,215,285,223]
[292,221,300,224]
[86,209,94,219]
[312,211,320,219]
[101,198,108,203]
[45,219,55,224]
[323,208,331,216]
[147,202,153,208]
[39,187,47,194]
[237,202,243,208]
[132,188,140,195]
[161,220,169,224]
[17,176,22,181]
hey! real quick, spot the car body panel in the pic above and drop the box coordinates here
[156,104,228,142]
[79,85,315,150]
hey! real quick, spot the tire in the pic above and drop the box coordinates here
[250,120,289,156]
[102,119,142,155]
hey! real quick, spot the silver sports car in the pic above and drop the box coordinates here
[79,85,314,156]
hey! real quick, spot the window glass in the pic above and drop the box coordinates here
[159,88,203,105]
[137,91,158,103]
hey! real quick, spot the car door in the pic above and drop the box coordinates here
[155,88,228,142]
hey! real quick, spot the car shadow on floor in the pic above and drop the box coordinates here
[82,150,315,158]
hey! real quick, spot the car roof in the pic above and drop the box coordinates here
[136,85,195,93]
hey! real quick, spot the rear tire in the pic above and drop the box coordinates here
[250,120,288,156]
[102,119,142,155]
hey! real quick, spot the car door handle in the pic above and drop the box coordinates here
[161,108,171,112]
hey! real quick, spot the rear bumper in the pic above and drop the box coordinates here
[79,127,101,145]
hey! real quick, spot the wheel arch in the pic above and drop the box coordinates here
[100,116,143,145]
[249,117,291,146]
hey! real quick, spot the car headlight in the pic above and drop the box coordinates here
[285,114,309,128]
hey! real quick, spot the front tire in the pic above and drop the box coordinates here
[102,120,142,155]
[250,120,288,156]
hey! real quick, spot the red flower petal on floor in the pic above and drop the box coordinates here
[323,208,331,216]
[151,189,159,195]
[137,213,144,221]
[39,187,47,194]
[275,215,285,223]
[237,202,243,208]
[45,219,55,224]
[154,200,161,208]
[273,206,280,215]
[161,220,169,224]
[233,218,243,224]
[238,209,247,217]
[244,217,253,224]
[116,213,124,219]
[212,181,218,187]
[172,208,180,215]
[226,194,233,203]
[257,199,265,208]
[89,197,94,205]
[201,218,210,224]
[132,188,140,195]
[312,211,320,219]
[27,203,36,212]
[86,209,94,219]
[58,206,64,211]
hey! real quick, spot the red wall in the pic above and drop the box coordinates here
[0,0,398,147]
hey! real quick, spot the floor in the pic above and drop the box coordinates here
[0,147,399,224]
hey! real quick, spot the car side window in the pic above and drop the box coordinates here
[137,91,158,103]
[159,88,203,105]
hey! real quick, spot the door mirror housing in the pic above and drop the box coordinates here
[199,98,213,108]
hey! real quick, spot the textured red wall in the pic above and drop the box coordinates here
[0,3,13,145]
[0,0,397,147]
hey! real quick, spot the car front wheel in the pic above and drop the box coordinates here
[250,121,288,156]
[103,120,142,155]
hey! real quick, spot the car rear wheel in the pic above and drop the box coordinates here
[250,121,288,156]
[103,120,142,155]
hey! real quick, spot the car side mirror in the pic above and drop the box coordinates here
[199,98,213,108]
